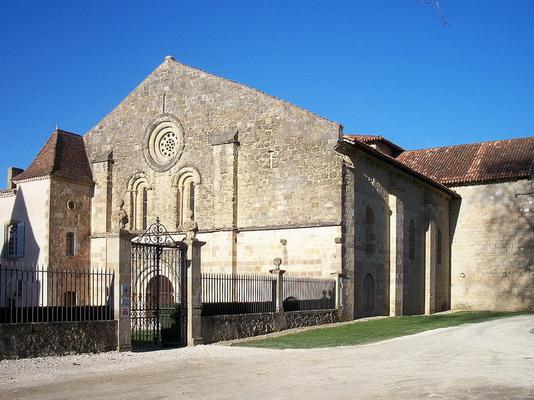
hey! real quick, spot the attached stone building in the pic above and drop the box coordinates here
[1,56,532,317]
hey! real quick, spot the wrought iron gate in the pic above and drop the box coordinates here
[131,219,187,349]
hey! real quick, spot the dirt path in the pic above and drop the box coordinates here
[1,315,533,399]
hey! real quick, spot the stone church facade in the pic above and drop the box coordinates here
[1,56,532,319]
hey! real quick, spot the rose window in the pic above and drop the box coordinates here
[158,131,177,157]
[144,114,185,172]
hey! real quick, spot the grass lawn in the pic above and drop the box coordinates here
[234,311,531,349]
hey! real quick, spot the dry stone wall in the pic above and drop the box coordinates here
[0,321,117,360]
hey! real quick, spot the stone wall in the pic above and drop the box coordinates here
[49,179,93,271]
[201,309,339,343]
[84,57,343,279]
[0,320,117,360]
[339,143,452,319]
[450,179,534,311]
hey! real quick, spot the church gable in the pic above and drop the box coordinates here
[84,56,343,234]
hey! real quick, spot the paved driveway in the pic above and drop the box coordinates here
[1,315,533,399]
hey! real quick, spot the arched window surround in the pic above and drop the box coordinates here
[172,166,201,229]
[127,172,152,231]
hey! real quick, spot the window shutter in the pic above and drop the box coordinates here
[16,222,25,257]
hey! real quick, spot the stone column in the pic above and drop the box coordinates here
[183,237,205,346]
[106,230,135,351]
[389,190,405,316]
[330,272,344,309]
[424,219,437,315]
[269,258,286,312]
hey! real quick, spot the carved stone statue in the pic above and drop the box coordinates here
[182,210,198,240]
[115,199,129,230]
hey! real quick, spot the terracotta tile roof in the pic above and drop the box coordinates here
[340,138,460,198]
[343,134,383,143]
[343,134,404,153]
[396,137,534,186]
[14,129,93,185]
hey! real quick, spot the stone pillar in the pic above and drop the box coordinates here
[91,152,113,235]
[211,132,239,273]
[330,272,344,309]
[184,237,205,346]
[106,230,135,351]
[425,219,437,314]
[269,258,286,312]
[389,190,404,316]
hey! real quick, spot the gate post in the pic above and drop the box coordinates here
[106,230,135,351]
[269,258,286,312]
[330,272,344,309]
[183,237,205,346]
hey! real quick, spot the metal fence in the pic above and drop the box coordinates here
[201,272,336,316]
[201,272,276,315]
[282,276,336,312]
[0,266,114,324]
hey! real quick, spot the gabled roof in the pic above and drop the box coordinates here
[396,137,534,186]
[339,138,460,199]
[14,129,93,185]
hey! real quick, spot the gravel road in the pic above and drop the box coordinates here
[1,315,533,399]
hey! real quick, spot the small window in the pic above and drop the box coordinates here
[66,232,75,256]
[437,228,442,265]
[189,181,195,220]
[66,199,76,210]
[177,179,196,225]
[408,220,416,261]
[5,222,23,258]
[7,224,17,257]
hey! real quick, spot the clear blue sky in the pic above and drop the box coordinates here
[1,1,534,180]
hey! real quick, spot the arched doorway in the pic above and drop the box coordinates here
[146,275,175,308]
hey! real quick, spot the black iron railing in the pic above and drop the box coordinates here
[201,273,276,316]
[0,265,114,324]
[282,276,336,312]
[201,272,336,316]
